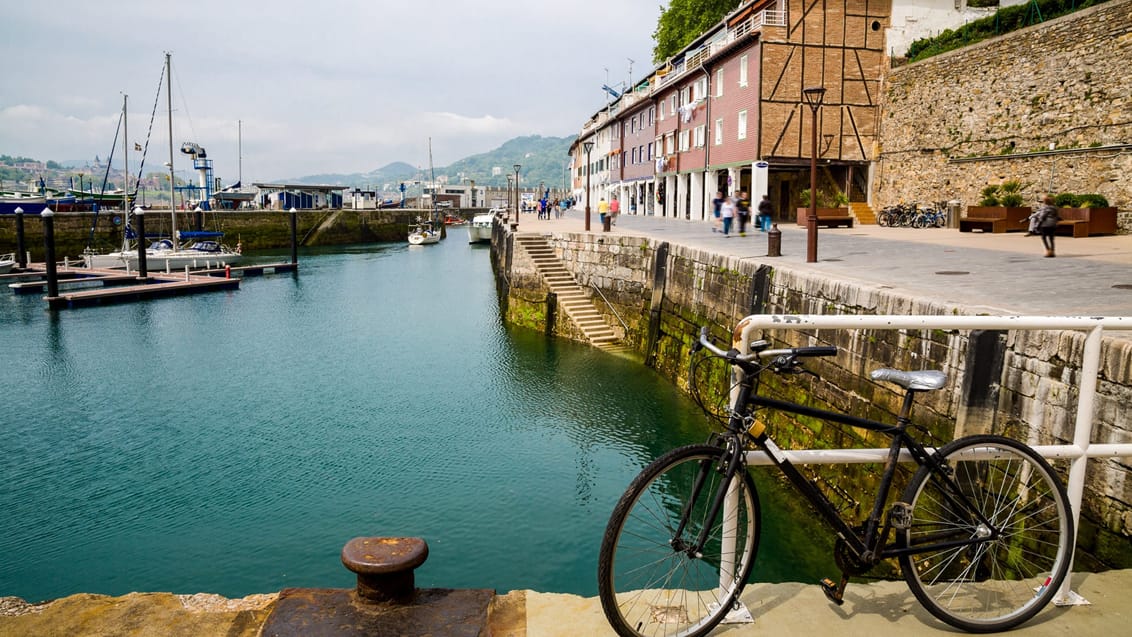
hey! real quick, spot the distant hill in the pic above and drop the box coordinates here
[284,135,573,190]
[3,135,575,194]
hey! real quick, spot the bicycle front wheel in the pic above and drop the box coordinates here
[598,444,761,637]
[899,435,1073,633]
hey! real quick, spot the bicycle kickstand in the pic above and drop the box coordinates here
[820,574,849,606]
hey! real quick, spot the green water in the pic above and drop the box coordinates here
[0,231,832,602]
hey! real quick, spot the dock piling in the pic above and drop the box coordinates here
[135,207,148,278]
[41,207,58,299]
[289,207,298,265]
[15,207,27,268]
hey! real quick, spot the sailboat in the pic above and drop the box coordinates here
[407,138,442,246]
[84,53,241,270]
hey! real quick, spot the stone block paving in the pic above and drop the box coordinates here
[519,211,1132,317]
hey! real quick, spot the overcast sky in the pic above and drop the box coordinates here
[1,0,660,184]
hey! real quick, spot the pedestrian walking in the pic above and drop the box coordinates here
[737,191,751,236]
[720,196,736,237]
[757,194,774,232]
[711,191,724,232]
[1034,195,1061,257]
[610,197,620,225]
[598,198,610,226]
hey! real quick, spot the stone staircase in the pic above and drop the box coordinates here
[513,234,627,353]
[848,202,876,225]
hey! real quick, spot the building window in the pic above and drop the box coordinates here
[665,133,675,155]
[715,118,724,145]
[693,125,705,148]
[648,106,655,126]
[670,95,677,113]
[696,77,707,100]
[738,110,747,140]
[715,69,724,97]
[659,101,665,120]
[739,55,748,87]
[648,141,654,160]
[679,130,690,152]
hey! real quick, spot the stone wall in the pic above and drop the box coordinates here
[0,209,462,259]
[496,226,1132,569]
[875,0,1132,230]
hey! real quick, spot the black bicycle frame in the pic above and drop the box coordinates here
[724,381,997,564]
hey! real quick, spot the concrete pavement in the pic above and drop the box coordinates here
[513,210,1132,316]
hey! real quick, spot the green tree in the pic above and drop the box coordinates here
[653,0,742,63]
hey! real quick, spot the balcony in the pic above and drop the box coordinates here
[657,7,786,88]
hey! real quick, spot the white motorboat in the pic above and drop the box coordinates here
[467,208,502,244]
[0,253,16,274]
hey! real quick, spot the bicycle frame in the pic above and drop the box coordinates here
[710,365,997,569]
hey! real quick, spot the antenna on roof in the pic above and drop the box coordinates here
[627,58,635,92]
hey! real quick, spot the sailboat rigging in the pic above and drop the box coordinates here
[407,137,442,245]
[84,52,241,269]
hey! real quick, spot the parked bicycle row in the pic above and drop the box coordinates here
[877,201,949,228]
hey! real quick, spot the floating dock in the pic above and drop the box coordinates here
[2,262,298,310]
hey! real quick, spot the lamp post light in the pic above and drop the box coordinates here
[583,140,594,231]
[513,164,521,229]
[802,85,826,264]
[506,174,513,223]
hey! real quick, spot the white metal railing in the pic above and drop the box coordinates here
[728,314,1132,606]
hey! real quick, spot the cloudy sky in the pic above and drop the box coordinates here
[1,0,660,183]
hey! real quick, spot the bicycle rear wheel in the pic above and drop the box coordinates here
[899,435,1073,633]
[598,444,761,637]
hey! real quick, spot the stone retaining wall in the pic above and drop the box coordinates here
[875,0,1132,231]
[497,227,1132,569]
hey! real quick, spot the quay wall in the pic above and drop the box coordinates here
[0,209,480,260]
[875,0,1132,230]
[494,226,1132,570]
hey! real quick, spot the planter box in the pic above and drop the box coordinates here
[959,206,1030,233]
[1058,207,1117,236]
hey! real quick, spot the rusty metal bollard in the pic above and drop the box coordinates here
[341,536,429,602]
[767,223,782,257]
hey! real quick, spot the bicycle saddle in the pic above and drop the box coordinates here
[870,368,947,391]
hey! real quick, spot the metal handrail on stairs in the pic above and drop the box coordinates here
[588,282,628,335]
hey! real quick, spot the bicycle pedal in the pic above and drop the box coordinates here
[820,577,845,606]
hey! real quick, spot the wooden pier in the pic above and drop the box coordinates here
[2,262,298,309]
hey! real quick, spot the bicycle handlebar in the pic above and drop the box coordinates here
[696,326,837,367]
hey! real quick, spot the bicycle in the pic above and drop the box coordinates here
[597,326,1074,636]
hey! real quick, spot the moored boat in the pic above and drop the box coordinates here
[407,221,441,245]
[467,208,502,244]
[0,253,16,274]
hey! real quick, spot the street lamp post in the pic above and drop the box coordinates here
[513,164,521,229]
[583,141,594,231]
[507,175,513,223]
[802,86,826,263]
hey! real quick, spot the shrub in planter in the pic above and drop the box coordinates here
[1054,193,1080,207]
[1078,194,1109,208]
[979,185,1001,207]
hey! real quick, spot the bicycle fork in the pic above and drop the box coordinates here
[671,437,746,567]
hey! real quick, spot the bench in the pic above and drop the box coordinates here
[959,206,1030,233]
[1055,207,1118,237]
[795,208,855,229]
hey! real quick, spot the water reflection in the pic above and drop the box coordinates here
[0,236,831,604]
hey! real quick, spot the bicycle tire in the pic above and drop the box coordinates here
[898,435,1073,633]
[598,444,761,637]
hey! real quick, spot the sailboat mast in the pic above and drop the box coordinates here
[428,137,435,222]
[121,94,130,252]
[166,52,177,242]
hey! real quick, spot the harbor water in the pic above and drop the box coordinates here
[0,230,832,603]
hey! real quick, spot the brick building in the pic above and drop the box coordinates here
[572,0,890,224]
